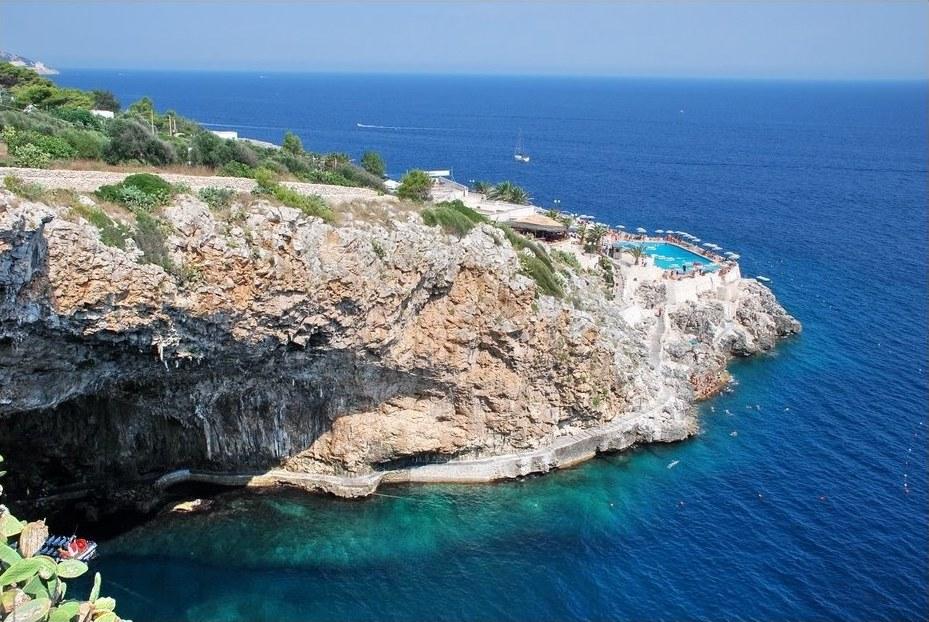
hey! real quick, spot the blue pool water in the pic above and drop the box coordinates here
[616,241,718,271]
[51,71,928,622]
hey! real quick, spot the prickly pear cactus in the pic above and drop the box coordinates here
[0,455,128,622]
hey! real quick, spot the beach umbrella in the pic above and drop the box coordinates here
[730,253,741,259]
[655,229,664,234]
[692,237,701,242]
[617,225,626,229]
[724,251,736,257]
[636,227,647,233]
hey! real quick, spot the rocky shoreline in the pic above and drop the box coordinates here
[0,172,800,519]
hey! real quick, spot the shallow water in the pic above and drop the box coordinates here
[53,72,929,621]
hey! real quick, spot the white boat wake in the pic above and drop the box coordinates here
[356,122,448,131]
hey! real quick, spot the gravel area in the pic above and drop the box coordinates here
[0,166,387,204]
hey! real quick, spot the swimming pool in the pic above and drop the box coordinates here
[615,241,718,271]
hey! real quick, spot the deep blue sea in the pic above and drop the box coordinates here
[53,71,928,621]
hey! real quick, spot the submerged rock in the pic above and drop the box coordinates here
[0,188,799,513]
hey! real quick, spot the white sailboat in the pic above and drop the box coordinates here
[514,131,530,162]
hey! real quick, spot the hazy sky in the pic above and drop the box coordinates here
[2,1,927,79]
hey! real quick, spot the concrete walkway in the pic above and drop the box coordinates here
[154,389,682,498]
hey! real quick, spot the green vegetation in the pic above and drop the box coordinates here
[599,255,615,299]
[552,249,581,271]
[360,151,386,177]
[585,224,608,252]
[1,454,123,622]
[519,253,564,298]
[132,209,173,270]
[282,131,304,156]
[96,173,173,210]
[70,202,130,249]
[421,200,488,237]
[0,61,384,192]
[3,175,46,201]
[627,244,646,266]
[254,169,333,222]
[487,181,530,205]
[197,186,236,211]
[397,169,432,202]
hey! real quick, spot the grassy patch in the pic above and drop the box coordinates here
[519,253,564,299]
[70,201,131,249]
[133,209,174,270]
[254,168,334,222]
[3,175,47,201]
[552,249,581,271]
[421,200,488,237]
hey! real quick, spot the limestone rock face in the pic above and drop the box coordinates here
[0,189,800,504]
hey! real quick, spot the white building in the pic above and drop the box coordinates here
[90,109,115,119]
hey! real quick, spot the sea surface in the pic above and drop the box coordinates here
[53,71,928,621]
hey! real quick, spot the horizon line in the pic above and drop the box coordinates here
[52,67,929,83]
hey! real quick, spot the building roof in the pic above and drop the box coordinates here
[508,213,567,233]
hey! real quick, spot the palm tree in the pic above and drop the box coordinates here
[472,180,491,194]
[628,244,646,266]
[576,221,588,247]
[586,224,608,251]
[489,181,531,205]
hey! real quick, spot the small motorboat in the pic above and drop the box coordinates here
[37,535,98,562]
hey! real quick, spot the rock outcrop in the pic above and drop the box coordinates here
[0,187,800,512]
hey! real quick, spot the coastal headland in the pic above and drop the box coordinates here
[0,166,800,517]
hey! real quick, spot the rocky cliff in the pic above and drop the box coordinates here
[0,186,800,513]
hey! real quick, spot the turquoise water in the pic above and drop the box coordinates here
[52,72,928,621]
[615,241,719,271]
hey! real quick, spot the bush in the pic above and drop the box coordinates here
[50,107,103,130]
[397,170,432,202]
[198,186,236,211]
[519,253,564,298]
[1,126,75,159]
[361,150,385,177]
[103,118,176,165]
[253,169,333,222]
[71,202,130,249]
[190,132,258,169]
[61,129,107,159]
[10,143,50,168]
[92,89,120,112]
[133,210,174,270]
[3,175,47,201]
[220,161,255,178]
[552,249,582,271]
[282,131,304,156]
[420,200,487,237]
[96,173,173,210]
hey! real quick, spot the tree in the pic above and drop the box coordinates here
[103,118,176,165]
[488,181,530,205]
[282,131,304,156]
[586,224,608,251]
[397,170,432,202]
[91,89,120,112]
[472,180,491,194]
[628,244,646,266]
[360,150,386,177]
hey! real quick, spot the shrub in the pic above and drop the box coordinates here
[10,143,50,168]
[71,202,130,249]
[252,169,333,222]
[133,210,174,270]
[3,175,47,201]
[103,117,176,165]
[519,253,564,298]
[553,249,582,271]
[198,186,236,211]
[92,89,120,112]
[50,107,103,130]
[361,150,386,177]
[220,161,255,178]
[61,129,107,159]
[96,173,173,210]
[282,131,304,156]
[190,131,258,169]
[397,170,432,202]
[2,127,75,159]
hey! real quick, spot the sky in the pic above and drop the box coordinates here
[1,1,927,79]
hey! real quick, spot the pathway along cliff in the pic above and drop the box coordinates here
[0,172,800,525]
